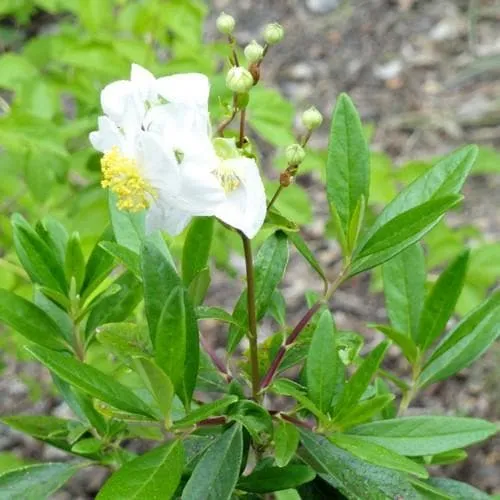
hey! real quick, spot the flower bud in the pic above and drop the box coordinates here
[263,23,284,45]
[216,12,235,35]
[302,106,323,130]
[286,144,306,166]
[244,40,264,63]
[226,67,254,94]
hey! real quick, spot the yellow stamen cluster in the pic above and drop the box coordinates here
[101,146,156,212]
[214,162,241,193]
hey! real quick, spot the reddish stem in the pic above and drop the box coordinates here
[280,413,314,430]
[260,302,322,389]
[197,416,227,427]
[200,336,232,382]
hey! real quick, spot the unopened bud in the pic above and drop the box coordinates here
[286,144,306,166]
[216,12,235,35]
[244,40,264,63]
[226,67,254,94]
[263,23,284,45]
[280,171,293,187]
[302,106,323,130]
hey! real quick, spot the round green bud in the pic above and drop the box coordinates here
[226,67,254,94]
[302,106,323,130]
[244,40,265,63]
[286,144,306,165]
[263,22,284,45]
[216,12,235,35]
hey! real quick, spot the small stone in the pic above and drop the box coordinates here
[374,60,403,81]
[306,0,341,14]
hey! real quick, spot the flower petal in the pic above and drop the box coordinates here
[146,200,192,236]
[156,73,210,108]
[100,80,134,124]
[89,116,127,153]
[215,158,266,238]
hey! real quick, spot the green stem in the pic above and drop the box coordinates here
[267,185,283,211]
[241,234,261,402]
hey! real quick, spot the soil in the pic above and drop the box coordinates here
[1,0,499,497]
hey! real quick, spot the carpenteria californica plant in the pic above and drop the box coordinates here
[0,13,498,500]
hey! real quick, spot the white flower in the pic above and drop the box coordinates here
[90,64,267,239]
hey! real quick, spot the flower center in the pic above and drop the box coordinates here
[213,161,241,193]
[101,146,157,212]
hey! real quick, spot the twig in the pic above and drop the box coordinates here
[200,335,232,382]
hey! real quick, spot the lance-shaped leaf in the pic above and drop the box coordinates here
[306,310,342,414]
[0,463,80,500]
[142,238,199,407]
[333,340,390,419]
[227,400,273,446]
[372,324,419,364]
[65,232,85,292]
[350,195,461,275]
[108,191,145,253]
[196,306,246,329]
[228,231,289,352]
[26,345,156,418]
[326,93,370,240]
[274,420,300,467]
[426,478,491,500]
[348,416,497,456]
[0,289,68,350]
[172,396,238,430]
[418,290,500,387]
[86,271,142,334]
[182,217,214,287]
[237,465,316,493]
[329,433,428,479]
[382,243,425,338]
[416,250,469,351]
[97,440,184,500]
[299,429,420,500]
[361,145,477,242]
[334,394,395,429]
[12,213,68,293]
[99,241,141,278]
[182,423,243,500]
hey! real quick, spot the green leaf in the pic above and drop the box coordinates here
[99,241,141,278]
[416,250,470,351]
[26,345,155,419]
[228,231,289,352]
[187,267,211,306]
[287,231,328,293]
[350,195,462,275]
[0,463,80,500]
[326,93,370,239]
[334,394,395,429]
[0,289,68,350]
[382,243,425,338]
[334,341,390,419]
[410,478,453,499]
[271,379,327,424]
[307,310,341,414]
[96,323,151,359]
[71,438,101,455]
[172,396,238,430]
[346,195,366,254]
[80,226,115,300]
[238,465,316,493]
[329,433,428,479]
[182,423,243,500]
[348,416,498,456]
[227,400,273,446]
[65,232,85,292]
[299,429,420,500]
[109,192,145,253]
[265,207,299,233]
[196,306,246,329]
[268,289,287,326]
[182,217,214,286]
[133,357,174,424]
[97,440,184,500]
[275,489,301,500]
[416,449,467,466]
[361,146,477,243]
[418,290,500,387]
[274,420,300,467]
[426,478,490,500]
[86,271,142,334]
[12,213,67,293]
[371,325,418,364]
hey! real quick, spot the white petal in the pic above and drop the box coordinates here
[146,201,192,236]
[215,158,266,238]
[130,64,157,104]
[89,116,126,153]
[136,132,182,195]
[156,73,210,108]
[100,80,134,124]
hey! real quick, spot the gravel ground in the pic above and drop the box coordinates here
[1,0,500,497]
